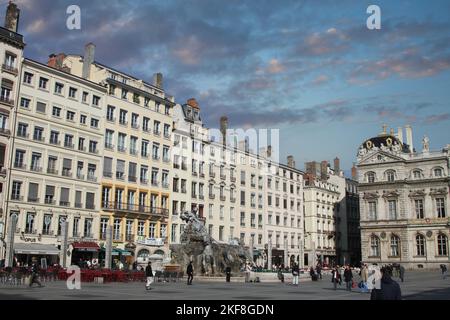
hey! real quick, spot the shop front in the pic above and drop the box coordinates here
[14,243,60,267]
[70,241,100,266]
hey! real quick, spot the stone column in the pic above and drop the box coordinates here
[267,238,272,270]
[249,235,254,264]
[311,239,316,267]
[60,221,69,267]
[5,214,17,268]
[105,225,113,269]
[299,239,304,269]
[284,237,288,267]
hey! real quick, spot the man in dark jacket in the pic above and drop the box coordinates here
[187,261,194,285]
[370,267,402,300]
[316,264,322,279]
[145,262,153,290]
[399,264,405,282]
[225,266,231,282]
[344,265,353,291]
[29,262,44,288]
[331,266,341,290]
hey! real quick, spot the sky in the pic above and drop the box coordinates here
[4,0,450,174]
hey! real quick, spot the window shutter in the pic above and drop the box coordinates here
[28,183,39,199]
[60,188,70,202]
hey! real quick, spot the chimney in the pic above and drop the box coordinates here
[153,73,163,89]
[47,53,67,70]
[320,161,328,180]
[397,127,403,144]
[287,156,295,169]
[4,1,20,33]
[220,116,228,147]
[82,43,95,79]
[187,98,199,109]
[351,163,358,180]
[405,125,414,153]
[333,157,340,175]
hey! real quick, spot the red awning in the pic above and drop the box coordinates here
[71,242,100,252]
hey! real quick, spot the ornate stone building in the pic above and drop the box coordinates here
[357,126,450,269]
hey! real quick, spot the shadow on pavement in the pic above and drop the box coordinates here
[403,287,450,300]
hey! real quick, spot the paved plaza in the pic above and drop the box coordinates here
[0,271,449,300]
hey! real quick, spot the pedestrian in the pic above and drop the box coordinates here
[133,261,138,271]
[29,262,44,288]
[277,268,285,283]
[292,262,299,286]
[316,264,322,279]
[440,264,448,280]
[245,263,252,282]
[370,267,402,300]
[331,266,341,290]
[344,265,353,291]
[225,266,231,283]
[145,262,153,290]
[399,264,405,282]
[187,261,194,285]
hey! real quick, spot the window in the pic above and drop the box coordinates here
[119,109,127,125]
[89,140,98,153]
[437,234,448,256]
[128,162,137,182]
[30,152,41,171]
[82,91,88,103]
[87,164,96,180]
[140,165,148,183]
[121,89,128,100]
[86,192,95,209]
[413,170,421,179]
[390,235,400,257]
[116,160,125,179]
[107,105,115,121]
[23,72,33,84]
[66,111,75,121]
[130,136,138,155]
[370,236,380,257]
[153,121,160,135]
[90,118,99,128]
[50,131,59,144]
[416,234,425,256]
[386,170,395,182]
[105,130,114,149]
[80,114,87,125]
[62,158,72,177]
[17,98,30,111]
[27,182,39,202]
[131,113,139,128]
[60,187,70,206]
[163,146,170,162]
[33,126,44,141]
[69,87,77,98]
[64,134,74,148]
[36,102,46,113]
[388,200,397,220]
[143,117,150,132]
[368,201,377,220]
[113,219,121,240]
[436,198,446,218]
[152,143,159,160]
[434,168,443,177]
[240,212,245,227]
[92,95,100,106]
[367,172,375,183]
[52,106,61,117]
[141,140,149,157]
[25,212,35,233]
[148,223,156,238]
[39,77,48,89]
[163,124,170,138]
[54,82,64,94]
[11,181,22,200]
[415,199,424,219]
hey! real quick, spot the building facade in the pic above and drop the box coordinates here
[357,126,450,269]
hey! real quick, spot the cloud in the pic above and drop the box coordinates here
[423,113,450,125]
[267,59,285,74]
[310,74,330,86]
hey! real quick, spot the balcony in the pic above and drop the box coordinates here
[103,171,113,178]
[24,229,37,235]
[0,167,6,176]
[33,135,45,142]
[13,163,26,170]
[220,196,226,202]
[118,146,127,153]
[199,172,205,178]
[60,201,70,207]
[153,130,161,136]
[49,140,60,146]
[209,194,215,200]
[181,164,187,171]
[130,149,138,156]
[11,195,23,201]
[30,165,42,172]
[113,234,124,242]
[230,197,236,203]
[76,173,85,180]
[2,63,18,75]
[106,116,116,123]
[209,172,215,178]
[131,123,139,129]
[87,175,97,182]
[42,230,54,236]
[163,157,170,163]
[64,143,75,149]
[75,202,83,208]
[152,155,160,161]
[220,175,226,180]
[128,176,137,183]
[0,95,14,106]
[140,178,149,185]
[86,203,95,210]
[125,234,135,242]
[192,194,197,199]
[47,168,58,174]
[258,204,263,209]
[119,120,128,126]
[89,148,99,154]
[0,127,10,136]
[199,194,204,200]
[78,146,86,152]
[173,163,180,169]
[230,176,236,183]
[104,143,114,150]
[251,183,256,188]
[17,132,28,139]
[62,170,72,177]
[162,182,169,189]
[27,197,39,203]
[151,180,159,187]
[102,201,169,218]
[116,173,125,180]
[164,132,171,139]
[192,171,198,177]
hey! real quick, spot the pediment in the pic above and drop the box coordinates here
[358,150,404,165]
[363,191,379,200]
[408,189,426,198]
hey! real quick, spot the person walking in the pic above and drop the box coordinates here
[344,265,353,291]
[440,264,448,280]
[292,263,299,286]
[398,264,405,283]
[29,262,44,288]
[187,261,194,285]
[145,262,154,290]
[370,267,402,300]
[360,264,369,292]
[225,266,231,283]
[331,266,341,290]
[316,264,322,280]
[245,263,252,283]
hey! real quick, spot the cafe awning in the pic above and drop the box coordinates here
[71,242,100,252]
[14,243,60,255]
[101,248,132,256]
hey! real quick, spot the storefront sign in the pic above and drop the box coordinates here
[20,232,42,243]
[137,237,164,246]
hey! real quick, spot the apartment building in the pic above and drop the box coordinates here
[0,2,25,261]
[7,57,105,265]
[62,46,174,263]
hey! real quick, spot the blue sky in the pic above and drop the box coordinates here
[5,0,450,173]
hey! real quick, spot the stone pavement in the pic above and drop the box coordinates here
[0,271,449,300]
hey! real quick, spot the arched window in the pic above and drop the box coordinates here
[137,249,150,259]
[412,170,422,179]
[367,172,376,183]
[386,170,395,182]
[390,235,400,257]
[370,235,380,257]
[434,168,443,177]
[416,234,425,256]
[437,234,448,256]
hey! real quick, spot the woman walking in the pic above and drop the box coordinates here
[292,263,299,286]
[344,265,353,291]
[331,266,341,290]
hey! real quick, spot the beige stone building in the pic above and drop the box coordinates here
[357,126,450,269]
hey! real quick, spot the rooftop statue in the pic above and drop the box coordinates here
[422,135,430,152]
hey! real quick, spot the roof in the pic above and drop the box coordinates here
[360,134,411,154]
[71,242,100,251]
